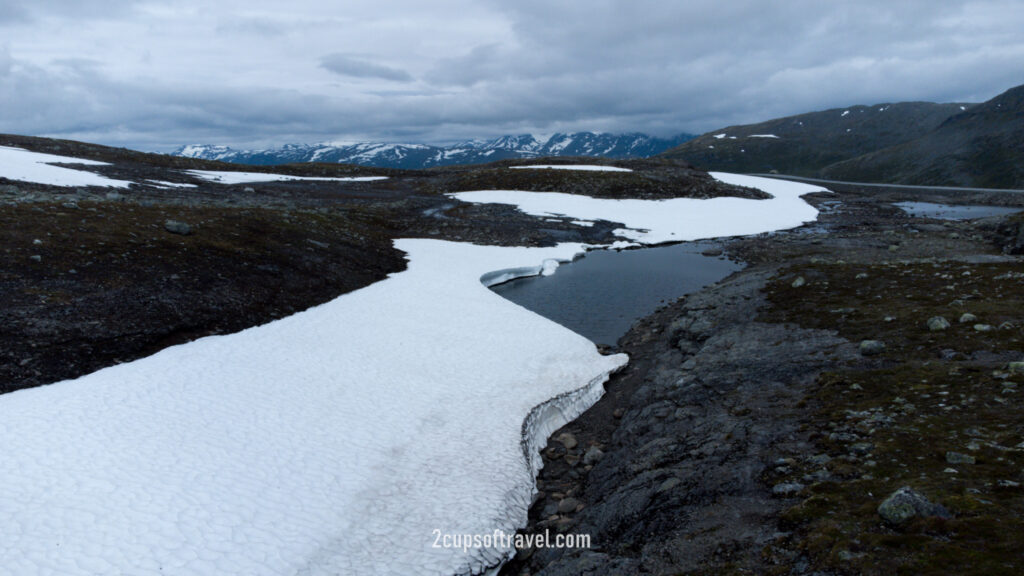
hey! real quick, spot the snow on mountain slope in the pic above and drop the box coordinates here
[173,132,694,169]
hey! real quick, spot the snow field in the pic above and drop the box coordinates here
[0,146,134,188]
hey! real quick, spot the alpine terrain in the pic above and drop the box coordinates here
[174,132,694,170]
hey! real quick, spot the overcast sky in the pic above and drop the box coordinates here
[1,0,1022,151]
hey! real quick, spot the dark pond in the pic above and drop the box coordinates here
[491,242,742,347]
[895,202,1023,220]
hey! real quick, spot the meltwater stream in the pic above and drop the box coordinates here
[491,242,743,347]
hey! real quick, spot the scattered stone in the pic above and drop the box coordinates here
[556,432,577,450]
[1008,362,1024,374]
[959,313,978,323]
[997,480,1021,489]
[945,451,976,465]
[859,340,886,356]
[0,184,20,194]
[973,324,994,332]
[701,248,723,257]
[888,244,900,252]
[850,442,874,455]
[807,454,832,466]
[557,497,579,514]
[927,316,951,331]
[791,276,806,288]
[164,220,193,236]
[877,487,950,525]
[105,192,124,201]
[29,255,41,262]
[772,482,805,497]
[612,408,624,419]
[243,187,256,193]
[855,273,869,279]
[998,322,1015,330]
[583,446,604,466]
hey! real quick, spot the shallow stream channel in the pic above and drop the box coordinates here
[490,241,743,347]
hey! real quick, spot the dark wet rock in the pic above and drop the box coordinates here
[557,497,579,514]
[503,269,859,575]
[582,446,604,466]
[877,487,950,525]
[556,432,577,450]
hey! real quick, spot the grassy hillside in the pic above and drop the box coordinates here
[822,84,1024,189]
[660,102,969,176]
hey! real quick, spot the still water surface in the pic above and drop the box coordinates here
[895,202,1022,220]
[492,242,742,347]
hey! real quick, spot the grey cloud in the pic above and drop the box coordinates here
[3,0,1024,150]
[0,46,11,76]
[320,54,413,82]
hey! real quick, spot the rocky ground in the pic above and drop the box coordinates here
[502,188,1024,575]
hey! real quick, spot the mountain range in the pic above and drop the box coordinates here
[662,82,1024,189]
[174,132,694,170]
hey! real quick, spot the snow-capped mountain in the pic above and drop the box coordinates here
[174,132,694,169]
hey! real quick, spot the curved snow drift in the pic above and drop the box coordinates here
[450,172,826,246]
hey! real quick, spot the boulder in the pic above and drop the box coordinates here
[927,316,951,331]
[877,486,950,525]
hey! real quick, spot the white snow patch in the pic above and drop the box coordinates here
[540,259,560,276]
[509,165,632,173]
[451,173,825,245]
[960,105,966,111]
[841,110,850,117]
[570,220,595,227]
[186,170,387,184]
[0,146,134,188]
[145,180,198,189]
[0,239,625,575]
[749,134,780,139]
[713,133,727,139]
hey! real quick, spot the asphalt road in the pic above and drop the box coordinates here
[751,173,1024,195]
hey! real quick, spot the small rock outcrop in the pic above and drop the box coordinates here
[877,486,950,525]
[164,220,193,236]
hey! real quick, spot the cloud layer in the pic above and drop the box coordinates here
[1,0,1022,150]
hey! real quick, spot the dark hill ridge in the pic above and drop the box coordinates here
[660,101,970,176]
[823,83,1024,189]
